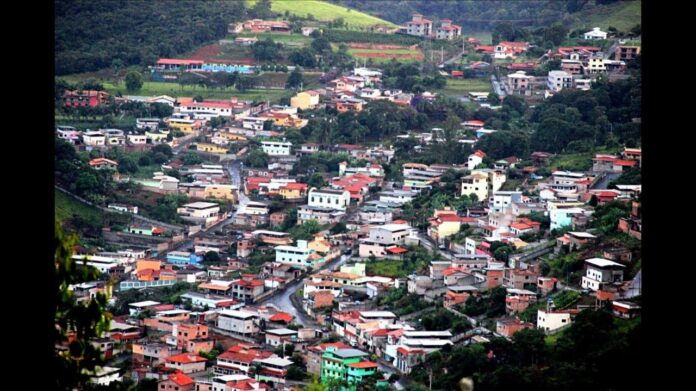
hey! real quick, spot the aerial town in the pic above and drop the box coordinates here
[55,1,642,390]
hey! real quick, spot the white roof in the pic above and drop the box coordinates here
[568,231,597,239]
[214,375,252,382]
[156,309,190,316]
[252,230,290,237]
[183,201,219,209]
[254,357,294,367]
[402,338,453,347]
[373,224,411,232]
[129,300,161,308]
[403,330,452,337]
[552,171,585,177]
[507,288,537,295]
[265,328,298,336]
[359,311,396,318]
[219,309,258,319]
[585,258,625,268]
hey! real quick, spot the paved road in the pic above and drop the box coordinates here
[591,172,621,190]
[260,254,351,326]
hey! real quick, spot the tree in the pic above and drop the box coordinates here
[151,144,174,158]
[307,173,327,188]
[138,155,152,166]
[244,149,269,168]
[55,221,112,389]
[124,70,144,92]
[117,157,138,174]
[311,36,332,54]
[330,222,347,235]
[286,67,303,89]
[182,152,202,165]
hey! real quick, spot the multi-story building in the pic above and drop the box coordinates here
[261,140,292,156]
[489,191,522,214]
[547,70,573,92]
[506,71,534,95]
[63,90,109,107]
[320,347,378,389]
[404,13,432,37]
[435,19,461,40]
[290,90,320,110]
[177,202,220,225]
[615,45,641,61]
[230,279,265,303]
[275,240,324,268]
[583,27,607,40]
[216,310,260,336]
[308,188,351,210]
[359,223,413,258]
[580,258,625,291]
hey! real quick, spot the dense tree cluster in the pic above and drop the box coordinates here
[55,0,246,75]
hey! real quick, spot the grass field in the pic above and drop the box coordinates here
[366,259,412,278]
[55,115,136,130]
[55,190,103,224]
[437,78,492,97]
[247,0,397,28]
[548,146,621,171]
[102,81,291,102]
[572,1,641,32]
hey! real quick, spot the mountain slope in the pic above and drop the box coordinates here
[247,0,397,27]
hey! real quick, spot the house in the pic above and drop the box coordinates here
[275,240,324,268]
[320,347,377,387]
[307,342,351,375]
[496,317,534,338]
[583,27,607,40]
[495,41,529,59]
[427,208,463,241]
[261,140,292,156]
[87,366,122,386]
[165,353,207,374]
[505,289,537,314]
[489,191,522,214]
[177,202,221,226]
[395,347,426,374]
[308,188,351,211]
[379,190,417,205]
[359,223,413,258]
[615,45,641,61]
[290,90,320,110]
[132,342,180,365]
[467,149,486,170]
[278,182,308,200]
[537,277,558,296]
[506,71,534,95]
[302,26,317,36]
[197,143,229,154]
[166,251,203,266]
[127,134,148,145]
[265,328,298,347]
[592,154,638,172]
[404,13,432,37]
[238,19,291,33]
[159,372,195,391]
[298,205,345,225]
[180,292,242,310]
[299,143,320,155]
[561,59,584,75]
[56,126,81,144]
[173,323,211,351]
[611,301,641,319]
[216,310,260,336]
[89,158,118,170]
[64,90,109,107]
[435,19,461,40]
[230,278,265,302]
[547,70,573,92]
[581,258,625,291]
[537,309,575,334]
[136,118,161,130]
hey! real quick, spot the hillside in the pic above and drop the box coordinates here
[331,0,640,32]
[55,0,247,75]
[570,1,641,31]
[246,0,397,28]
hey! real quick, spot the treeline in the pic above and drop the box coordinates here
[55,0,247,75]
[324,29,423,45]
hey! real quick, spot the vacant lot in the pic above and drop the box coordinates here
[55,189,103,224]
[437,78,492,97]
[102,81,290,102]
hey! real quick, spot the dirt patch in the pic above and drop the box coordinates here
[189,44,224,61]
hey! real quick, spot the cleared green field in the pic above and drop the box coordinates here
[572,0,641,32]
[102,81,290,102]
[437,78,492,96]
[461,30,493,45]
[366,260,411,278]
[247,0,397,28]
[55,190,103,224]
[348,48,418,55]
[55,115,136,130]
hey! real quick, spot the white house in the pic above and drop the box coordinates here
[82,130,106,146]
[136,118,160,130]
[217,310,260,336]
[308,188,350,210]
[580,258,625,291]
[177,202,220,219]
[489,191,523,213]
[57,126,80,144]
[359,223,413,258]
[275,240,323,267]
[537,309,572,333]
[547,70,573,92]
[379,190,417,205]
[127,134,148,145]
[583,27,607,40]
[467,150,486,170]
[261,140,292,156]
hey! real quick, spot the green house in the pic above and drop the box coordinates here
[321,347,378,390]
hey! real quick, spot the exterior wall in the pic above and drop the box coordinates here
[308,189,350,210]
[217,314,259,335]
[537,310,571,332]
[261,141,292,156]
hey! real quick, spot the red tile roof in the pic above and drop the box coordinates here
[348,361,378,369]
[168,372,194,386]
[386,246,408,254]
[89,158,118,166]
[166,353,207,363]
[269,312,294,323]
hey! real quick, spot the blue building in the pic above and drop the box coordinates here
[166,251,203,265]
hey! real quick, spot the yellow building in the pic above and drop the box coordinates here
[290,90,320,110]
[146,131,168,143]
[167,118,202,133]
[204,184,238,201]
[427,208,462,241]
[461,172,489,201]
[217,132,248,141]
[197,143,229,154]
[278,183,308,200]
[136,259,162,273]
[309,233,332,255]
